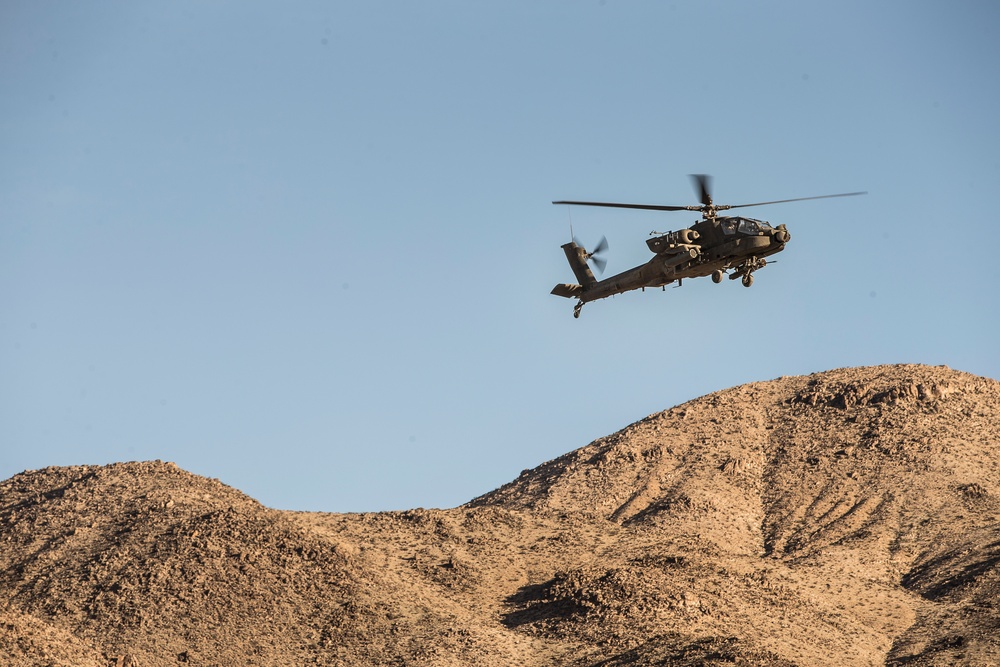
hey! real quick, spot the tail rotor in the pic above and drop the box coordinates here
[575,235,609,275]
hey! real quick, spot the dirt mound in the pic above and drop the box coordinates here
[2,365,999,666]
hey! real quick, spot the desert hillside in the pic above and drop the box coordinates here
[2,364,998,666]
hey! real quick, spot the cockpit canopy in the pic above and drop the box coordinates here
[721,217,773,235]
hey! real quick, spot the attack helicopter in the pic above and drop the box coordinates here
[551,174,865,318]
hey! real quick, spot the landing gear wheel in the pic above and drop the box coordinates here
[742,273,754,287]
[573,302,583,319]
[711,270,724,284]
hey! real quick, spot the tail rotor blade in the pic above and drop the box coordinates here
[588,235,609,274]
[592,235,608,256]
[576,235,609,275]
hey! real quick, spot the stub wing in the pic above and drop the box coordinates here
[551,283,582,299]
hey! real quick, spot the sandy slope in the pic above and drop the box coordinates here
[2,364,998,666]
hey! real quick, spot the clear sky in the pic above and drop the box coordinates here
[3,1,998,512]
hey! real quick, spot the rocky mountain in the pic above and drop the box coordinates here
[2,364,998,666]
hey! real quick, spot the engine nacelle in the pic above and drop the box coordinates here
[646,228,700,254]
[676,228,700,244]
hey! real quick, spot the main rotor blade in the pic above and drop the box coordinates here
[726,191,868,210]
[553,200,698,212]
[690,174,713,207]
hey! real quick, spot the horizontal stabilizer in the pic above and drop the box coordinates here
[551,283,582,299]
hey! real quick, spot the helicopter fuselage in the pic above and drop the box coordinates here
[551,175,863,317]
[551,216,790,309]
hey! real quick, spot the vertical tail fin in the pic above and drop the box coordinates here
[561,241,598,288]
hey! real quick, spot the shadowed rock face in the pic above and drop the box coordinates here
[2,364,999,667]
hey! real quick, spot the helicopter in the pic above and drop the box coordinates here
[551,174,866,318]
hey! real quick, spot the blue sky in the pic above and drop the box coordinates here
[3,1,998,511]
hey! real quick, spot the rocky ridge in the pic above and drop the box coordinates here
[2,364,998,666]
